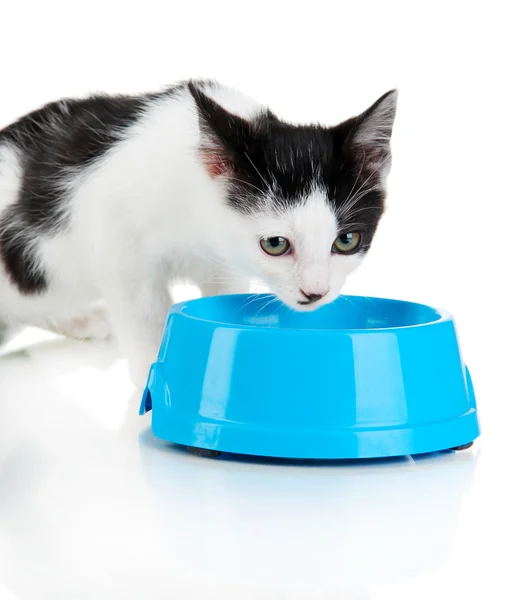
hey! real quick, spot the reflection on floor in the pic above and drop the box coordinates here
[0,329,507,600]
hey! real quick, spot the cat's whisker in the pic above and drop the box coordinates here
[337,184,381,221]
[227,177,266,196]
[243,151,272,193]
[253,295,281,321]
[338,222,366,230]
[237,293,273,314]
[239,292,262,307]
[340,294,359,309]
[344,155,391,209]
[238,293,260,309]
[361,295,377,308]
[234,294,257,312]
[344,205,383,217]
[338,153,391,222]
[344,150,366,207]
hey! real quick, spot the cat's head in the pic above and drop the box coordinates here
[190,82,397,310]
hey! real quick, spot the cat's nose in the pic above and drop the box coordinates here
[300,290,327,304]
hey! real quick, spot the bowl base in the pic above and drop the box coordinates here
[451,441,474,451]
[184,441,475,460]
[186,446,222,458]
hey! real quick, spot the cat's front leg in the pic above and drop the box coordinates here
[101,272,172,389]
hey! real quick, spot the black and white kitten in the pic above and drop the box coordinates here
[0,80,397,387]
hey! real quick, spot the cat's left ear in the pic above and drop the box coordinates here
[340,89,398,180]
[189,82,253,178]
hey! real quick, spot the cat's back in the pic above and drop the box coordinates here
[0,80,265,177]
[0,93,162,169]
[0,79,267,225]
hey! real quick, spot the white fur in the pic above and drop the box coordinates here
[0,84,367,387]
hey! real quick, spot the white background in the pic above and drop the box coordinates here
[1,1,510,599]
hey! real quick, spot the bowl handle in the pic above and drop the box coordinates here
[139,364,157,415]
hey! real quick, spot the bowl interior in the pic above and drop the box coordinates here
[177,295,444,331]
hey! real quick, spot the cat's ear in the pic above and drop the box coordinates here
[189,82,252,178]
[340,89,398,181]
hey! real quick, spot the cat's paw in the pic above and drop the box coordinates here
[49,307,112,341]
[78,306,112,340]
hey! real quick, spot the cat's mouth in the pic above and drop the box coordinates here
[270,289,333,312]
[293,300,326,312]
[296,290,328,309]
[291,294,331,312]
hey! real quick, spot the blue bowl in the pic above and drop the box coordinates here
[140,294,480,459]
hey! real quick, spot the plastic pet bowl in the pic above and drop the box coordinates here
[140,294,480,459]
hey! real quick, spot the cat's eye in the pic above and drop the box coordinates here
[332,232,362,254]
[260,236,291,256]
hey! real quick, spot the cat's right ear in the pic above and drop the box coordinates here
[189,82,251,178]
[336,89,398,182]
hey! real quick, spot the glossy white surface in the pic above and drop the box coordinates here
[0,320,509,600]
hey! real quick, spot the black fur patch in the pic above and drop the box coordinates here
[0,88,176,293]
[0,94,154,231]
[190,82,397,252]
[0,206,48,293]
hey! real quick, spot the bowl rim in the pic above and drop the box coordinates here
[170,294,453,334]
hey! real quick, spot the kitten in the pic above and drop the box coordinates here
[0,80,397,387]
